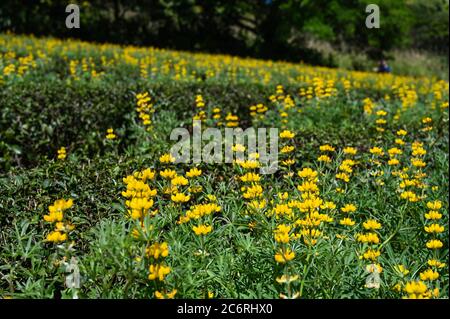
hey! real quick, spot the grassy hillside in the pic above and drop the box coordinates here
[0,33,448,299]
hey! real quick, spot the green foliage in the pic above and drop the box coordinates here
[0,0,448,63]
[0,33,448,299]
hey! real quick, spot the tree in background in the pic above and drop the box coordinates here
[0,0,448,66]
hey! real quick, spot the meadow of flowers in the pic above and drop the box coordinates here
[0,33,448,299]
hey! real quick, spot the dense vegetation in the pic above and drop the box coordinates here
[0,33,448,299]
[1,0,448,74]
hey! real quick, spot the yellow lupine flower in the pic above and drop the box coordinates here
[240,172,261,183]
[319,144,335,152]
[369,147,384,156]
[424,223,444,233]
[340,218,355,226]
[343,147,357,155]
[297,168,318,180]
[341,204,357,213]
[426,239,443,249]
[148,264,171,281]
[425,211,442,220]
[160,169,177,179]
[155,289,177,299]
[318,155,332,163]
[159,153,176,163]
[394,265,409,276]
[171,192,191,203]
[420,269,439,281]
[171,175,189,186]
[357,232,380,244]
[186,167,202,178]
[336,172,350,182]
[427,259,446,268]
[46,231,67,243]
[404,281,428,298]
[105,128,116,139]
[279,130,295,139]
[192,224,213,235]
[57,147,67,160]
[363,219,382,230]
[362,249,381,260]
[426,201,442,210]
[146,242,169,259]
[274,248,295,264]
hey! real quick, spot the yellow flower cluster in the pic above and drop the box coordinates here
[178,202,221,225]
[339,204,357,226]
[57,147,67,160]
[374,109,388,133]
[122,172,157,221]
[279,129,296,169]
[403,280,439,299]
[105,128,116,140]
[193,95,207,122]
[121,167,180,296]
[363,97,374,114]
[359,216,383,283]
[249,103,268,119]
[43,199,74,243]
[135,92,155,130]
[420,200,445,292]
[225,112,239,127]
[147,241,172,287]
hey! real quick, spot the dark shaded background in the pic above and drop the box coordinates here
[0,0,449,66]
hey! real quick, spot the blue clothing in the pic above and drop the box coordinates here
[378,65,391,73]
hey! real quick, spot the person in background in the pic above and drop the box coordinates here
[377,59,391,73]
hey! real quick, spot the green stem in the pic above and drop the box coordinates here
[299,247,313,298]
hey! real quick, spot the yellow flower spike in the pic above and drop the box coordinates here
[336,172,350,182]
[43,210,63,223]
[240,172,261,183]
[362,249,381,261]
